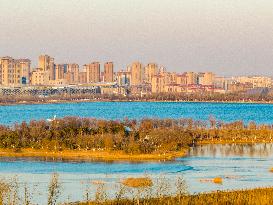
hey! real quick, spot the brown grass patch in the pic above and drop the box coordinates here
[0,148,187,162]
[213,177,223,184]
[122,177,153,188]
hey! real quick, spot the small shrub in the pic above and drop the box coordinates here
[213,177,223,184]
[122,177,153,188]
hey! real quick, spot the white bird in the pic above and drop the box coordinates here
[47,115,56,122]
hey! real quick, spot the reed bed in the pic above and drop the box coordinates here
[77,187,273,205]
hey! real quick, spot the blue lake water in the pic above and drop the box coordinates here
[1,102,273,204]
[0,143,272,204]
[1,102,273,125]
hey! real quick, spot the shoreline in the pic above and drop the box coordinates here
[1,98,273,106]
[0,148,188,162]
[0,141,272,162]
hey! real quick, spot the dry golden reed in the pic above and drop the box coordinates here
[213,177,223,184]
[121,177,153,188]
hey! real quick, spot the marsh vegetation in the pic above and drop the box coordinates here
[0,117,272,160]
[77,187,273,205]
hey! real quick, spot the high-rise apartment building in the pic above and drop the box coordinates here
[159,66,166,74]
[197,73,205,85]
[144,63,158,83]
[30,68,49,85]
[235,76,272,88]
[55,64,66,80]
[164,72,177,84]
[78,72,87,84]
[131,62,143,85]
[186,72,198,85]
[0,56,31,86]
[86,62,100,83]
[104,62,114,82]
[38,55,55,80]
[65,64,79,84]
[18,59,31,84]
[0,56,17,86]
[176,73,187,85]
[202,72,215,85]
[78,65,87,84]
[151,74,165,93]
[197,72,215,85]
[117,70,131,86]
[214,76,231,90]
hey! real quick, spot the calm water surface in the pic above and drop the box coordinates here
[1,102,273,203]
[1,102,273,124]
[0,143,272,204]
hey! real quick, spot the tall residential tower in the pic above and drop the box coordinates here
[104,62,114,82]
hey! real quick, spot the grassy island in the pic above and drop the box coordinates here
[0,117,272,161]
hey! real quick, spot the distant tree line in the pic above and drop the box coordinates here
[2,91,273,104]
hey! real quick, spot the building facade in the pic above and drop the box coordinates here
[104,62,114,82]
[38,55,55,80]
[186,72,198,85]
[117,70,131,86]
[144,63,158,84]
[65,64,79,84]
[151,74,165,93]
[86,62,100,83]
[0,56,31,86]
[131,62,143,85]
[31,68,49,85]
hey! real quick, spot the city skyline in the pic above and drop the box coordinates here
[1,0,273,76]
[3,53,273,78]
[1,54,273,96]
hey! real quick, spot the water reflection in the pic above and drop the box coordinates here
[189,143,273,158]
[0,143,272,204]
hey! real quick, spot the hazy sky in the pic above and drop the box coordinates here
[1,0,273,75]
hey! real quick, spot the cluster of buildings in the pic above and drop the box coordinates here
[32,55,115,86]
[0,55,272,96]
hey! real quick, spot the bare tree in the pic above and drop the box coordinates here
[47,173,61,205]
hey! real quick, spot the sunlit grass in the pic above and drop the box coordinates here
[122,177,153,188]
[213,177,223,184]
[78,187,273,205]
